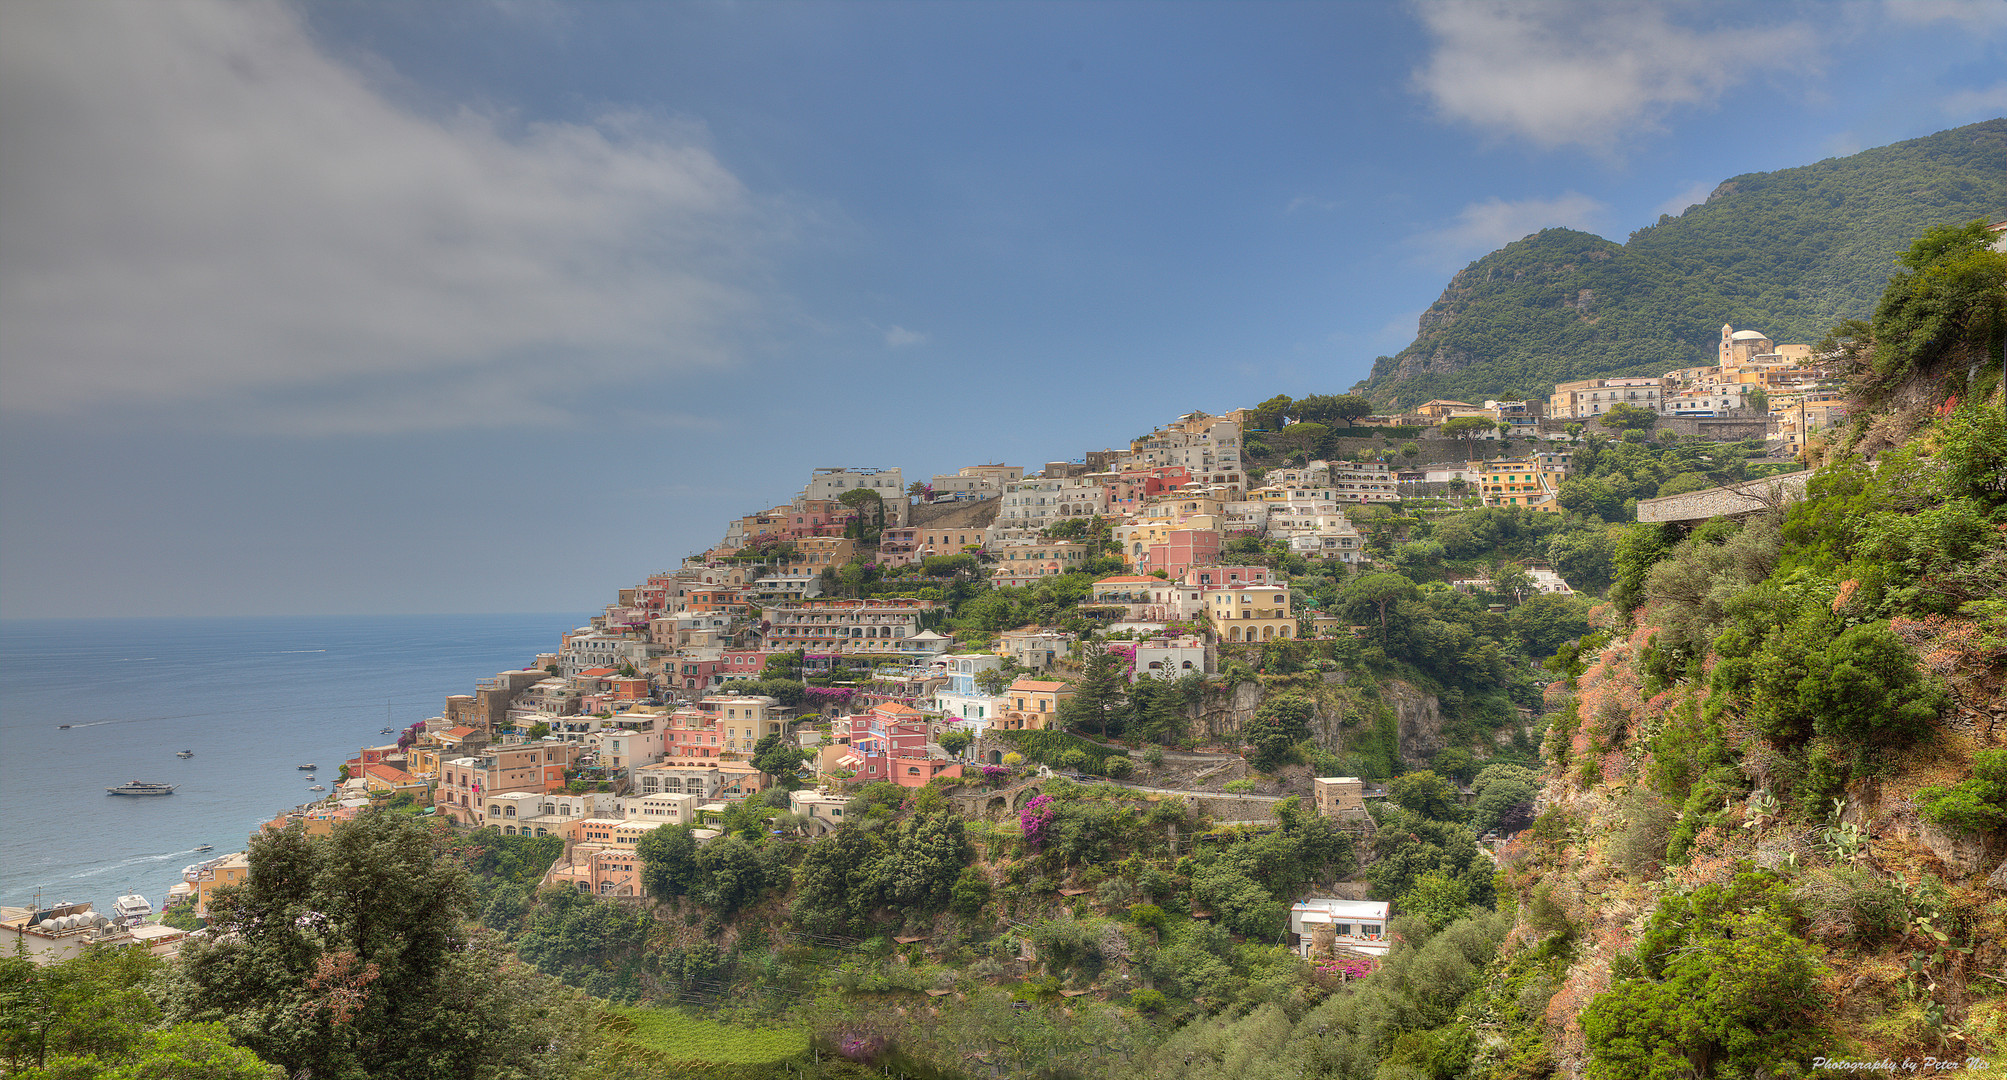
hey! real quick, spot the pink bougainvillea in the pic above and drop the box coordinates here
[1313,953,1377,979]
[981,764,1013,785]
[1020,794,1055,848]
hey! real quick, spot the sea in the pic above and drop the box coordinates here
[0,613,587,915]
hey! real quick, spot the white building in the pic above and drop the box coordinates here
[799,467,908,525]
[935,653,1006,730]
[996,476,1111,530]
[1288,898,1392,959]
[1132,637,1212,681]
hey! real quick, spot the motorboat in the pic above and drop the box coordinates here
[296,763,317,770]
[108,780,176,796]
[304,774,315,781]
[176,750,194,758]
[309,785,326,792]
[193,844,213,852]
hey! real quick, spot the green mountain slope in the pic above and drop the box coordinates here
[1355,118,2007,408]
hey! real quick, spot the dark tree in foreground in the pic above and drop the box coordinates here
[161,813,591,1080]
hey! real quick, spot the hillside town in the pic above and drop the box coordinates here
[4,321,1840,968]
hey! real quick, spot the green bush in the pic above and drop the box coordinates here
[1916,749,2007,834]
[1129,988,1169,1013]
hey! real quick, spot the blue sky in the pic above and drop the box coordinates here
[3,0,2003,618]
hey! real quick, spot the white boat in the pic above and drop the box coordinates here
[107,780,176,796]
[176,750,194,758]
[193,844,213,852]
[309,785,325,791]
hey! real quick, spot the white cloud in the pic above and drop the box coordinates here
[1884,0,2007,33]
[1408,192,1609,270]
[1655,180,1716,218]
[1410,1,1824,151]
[884,325,929,347]
[0,1,780,432]
[1941,82,2007,116]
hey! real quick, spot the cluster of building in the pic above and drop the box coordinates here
[1405,323,1842,455]
[156,404,1585,912]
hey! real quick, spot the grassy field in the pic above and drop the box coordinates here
[607,1007,809,1066]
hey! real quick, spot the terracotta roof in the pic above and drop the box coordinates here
[1094,575,1157,584]
[874,702,922,716]
[444,726,478,739]
[578,667,616,677]
[1007,677,1067,692]
[361,763,420,786]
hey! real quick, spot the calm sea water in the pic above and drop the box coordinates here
[0,614,586,913]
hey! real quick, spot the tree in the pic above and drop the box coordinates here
[1342,572,1418,644]
[1245,692,1315,771]
[1250,394,1294,432]
[1388,770,1464,822]
[1492,563,1534,604]
[1061,641,1128,740]
[838,487,886,546]
[162,813,587,1080]
[974,666,1012,696]
[752,731,809,788]
[1400,441,1420,461]
[1297,393,1374,428]
[1440,416,1493,440]
[1584,894,1827,1080]
[1867,219,2007,392]
[1272,421,1329,461]
[636,824,699,898]
[1496,421,1513,440]
[1745,387,1769,414]
[938,728,972,759]
[1599,402,1659,432]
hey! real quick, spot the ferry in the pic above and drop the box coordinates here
[107,780,176,796]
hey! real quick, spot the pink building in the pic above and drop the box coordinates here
[672,658,727,692]
[661,707,725,766]
[1145,528,1221,579]
[1184,564,1272,587]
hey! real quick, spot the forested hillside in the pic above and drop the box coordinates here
[1355,118,2007,408]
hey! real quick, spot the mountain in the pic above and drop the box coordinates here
[1355,118,2007,408]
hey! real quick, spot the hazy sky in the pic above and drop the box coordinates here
[3,0,2003,618]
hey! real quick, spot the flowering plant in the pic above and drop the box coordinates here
[1313,953,1376,979]
[1020,794,1056,848]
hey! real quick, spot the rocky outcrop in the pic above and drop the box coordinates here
[1384,679,1447,766]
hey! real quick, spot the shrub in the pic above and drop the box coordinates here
[1794,868,1911,945]
[1222,778,1256,794]
[1102,756,1134,779]
[1129,988,1169,1013]
[1126,902,1167,932]
[1915,749,2007,833]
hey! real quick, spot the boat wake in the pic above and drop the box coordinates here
[67,847,209,879]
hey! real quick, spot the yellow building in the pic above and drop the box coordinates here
[998,677,1073,731]
[192,851,251,917]
[1206,584,1295,642]
[1468,459,1563,511]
